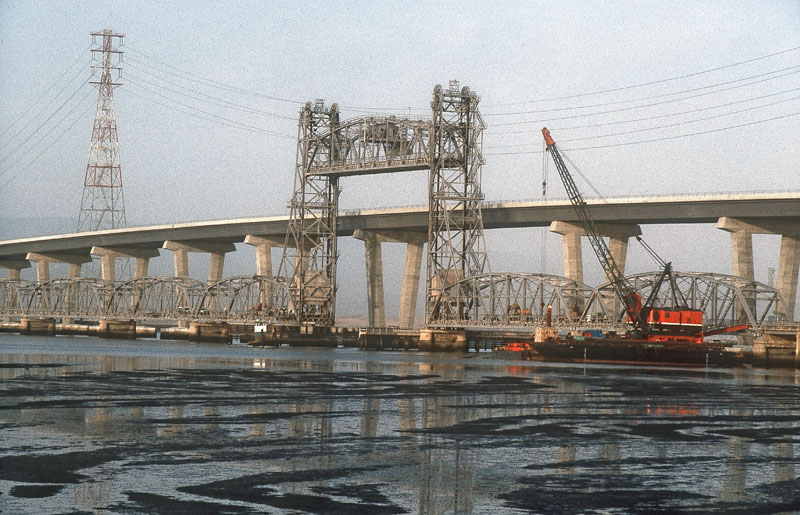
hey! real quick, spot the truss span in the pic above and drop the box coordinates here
[200,275,290,321]
[307,116,431,177]
[432,273,594,329]
[0,276,291,322]
[584,271,789,331]
[112,277,207,319]
[7,278,108,318]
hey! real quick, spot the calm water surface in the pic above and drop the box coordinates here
[1,333,799,514]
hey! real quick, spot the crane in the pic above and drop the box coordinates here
[542,127,704,343]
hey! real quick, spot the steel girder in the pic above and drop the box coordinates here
[200,275,289,321]
[584,271,791,331]
[112,277,206,319]
[432,273,593,329]
[307,116,431,176]
[426,81,490,326]
[13,278,108,318]
[0,276,288,321]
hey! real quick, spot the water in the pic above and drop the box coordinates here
[2,333,799,514]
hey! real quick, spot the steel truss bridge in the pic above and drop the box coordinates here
[2,81,794,334]
[1,271,787,332]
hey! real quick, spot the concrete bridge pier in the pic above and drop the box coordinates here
[163,240,236,283]
[549,221,641,318]
[354,229,426,329]
[25,252,92,317]
[0,260,30,321]
[25,252,91,281]
[0,259,31,280]
[91,247,161,281]
[718,217,800,321]
[164,241,236,323]
[245,235,285,309]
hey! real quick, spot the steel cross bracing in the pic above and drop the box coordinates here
[276,101,341,327]
[424,273,594,328]
[306,116,431,177]
[0,271,786,331]
[426,81,490,326]
[583,271,791,331]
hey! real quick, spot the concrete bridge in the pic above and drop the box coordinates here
[1,81,797,333]
[1,191,798,329]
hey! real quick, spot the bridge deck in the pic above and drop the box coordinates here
[1,192,798,261]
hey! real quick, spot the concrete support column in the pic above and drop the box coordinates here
[99,254,115,282]
[361,232,385,328]
[609,237,629,276]
[716,217,789,321]
[245,236,286,311]
[550,221,641,317]
[729,230,755,281]
[135,258,150,279]
[732,228,757,321]
[173,248,189,278]
[36,260,50,282]
[777,235,800,320]
[608,237,630,316]
[26,253,91,314]
[560,231,583,283]
[354,229,426,329]
[163,241,235,282]
[0,260,29,321]
[91,247,161,281]
[245,235,285,277]
[0,260,31,281]
[26,253,92,282]
[398,238,425,329]
[208,252,225,284]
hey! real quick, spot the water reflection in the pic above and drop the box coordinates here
[2,337,800,513]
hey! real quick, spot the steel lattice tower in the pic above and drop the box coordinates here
[426,81,490,325]
[277,100,341,328]
[77,29,126,233]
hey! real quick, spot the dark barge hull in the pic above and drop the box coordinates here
[532,338,746,367]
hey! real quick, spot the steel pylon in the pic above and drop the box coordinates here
[277,100,341,327]
[426,81,490,325]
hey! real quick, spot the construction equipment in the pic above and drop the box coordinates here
[542,127,704,343]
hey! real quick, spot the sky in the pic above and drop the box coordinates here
[0,1,798,319]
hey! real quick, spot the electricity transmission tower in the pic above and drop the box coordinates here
[77,29,128,278]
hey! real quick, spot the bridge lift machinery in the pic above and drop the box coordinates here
[541,128,706,344]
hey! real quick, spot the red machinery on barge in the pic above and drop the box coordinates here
[525,128,747,367]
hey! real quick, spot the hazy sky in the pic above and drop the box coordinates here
[0,1,798,317]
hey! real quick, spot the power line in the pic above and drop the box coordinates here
[0,64,90,154]
[486,87,800,135]
[126,47,430,116]
[485,93,800,148]
[483,65,800,117]
[124,62,297,120]
[558,96,800,144]
[0,76,92,165]
[0,100,95,189]
[124,85,294,139]
[490,69,800,127]
[125,47,305,106]
[485,45,800,107]
[484,112,799,155]
[0,89,94,179]
[0,49,90,141]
